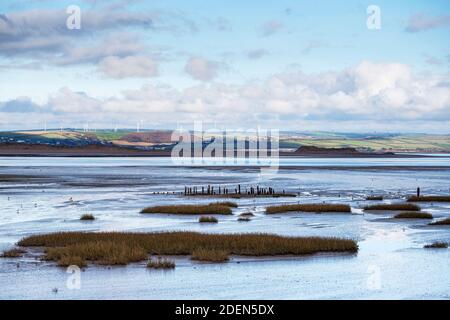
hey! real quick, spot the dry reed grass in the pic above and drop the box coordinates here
[363,203,420,211]
[408,196,450,202]
[80,214,95,221]
[191,248,229,262]
[214,201,238,208]
[18,231,358,266]
[393,212,433,219]
[266,203,351,214]
[1,248,26,258]
[199,216,218,223]
[366,196,383,200]
[424,242,448,249]
[141,203,232,215]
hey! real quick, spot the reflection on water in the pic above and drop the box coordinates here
[1,156,450,167]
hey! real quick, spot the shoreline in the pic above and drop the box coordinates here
[0,143,436,158]
[0,151,430,158]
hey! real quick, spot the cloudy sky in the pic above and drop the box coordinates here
[0,0,449,132]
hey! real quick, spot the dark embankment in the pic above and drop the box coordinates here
[424,242,448,249]
[366,196,383,200]
[408,196,450,202]
[363,203,421,211]
[80,214,95,221]
[393,212,433,219]
[294,146,361,155]
[429,218,450,226]
[281,146,398,158]
[191,248,230,262]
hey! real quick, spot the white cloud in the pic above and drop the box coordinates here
[184,57,221,81]
[48,87,101,113]
[351,61,412,97]
[2,61,450,130]
[98,55,159,79]
[259,20,283,37]
[0,6,194,68]
[55,33,146,66]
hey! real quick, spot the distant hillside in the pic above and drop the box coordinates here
[0,143,170,156]
[0,130,102,146]
[0,130,174,150]
[1,130,449,153]
[119,131,173,144]
[279,134,450,152]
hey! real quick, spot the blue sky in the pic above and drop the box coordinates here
[0,0,449,132]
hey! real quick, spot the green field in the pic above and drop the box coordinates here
[280,135,450,152]
[82,130,132,141]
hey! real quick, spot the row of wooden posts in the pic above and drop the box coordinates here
[184,184,283,196]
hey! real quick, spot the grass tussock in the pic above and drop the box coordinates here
[266,203,351,214]
[18,231,358,266]
[366,196,383,201]
[429,218,450,226]
[213,201,238,208]
[147,257,175,269]
[191,248,229,262]
[1,248,26,258]
[363,203,420,211]
[393,212,433,219]
[408,196,450,202]
[141,203,232,215]
[239,212,255,217]
[238,217,251,222]
[80,214,95,221]
[57,255,87,268]
[424,242,448,249]
[44,241,148,266]
[199,216,218,223]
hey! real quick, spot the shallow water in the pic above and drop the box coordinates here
[0,157,449,299]
[1,155,450,167]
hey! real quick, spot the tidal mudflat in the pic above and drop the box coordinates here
[0,156,450,299]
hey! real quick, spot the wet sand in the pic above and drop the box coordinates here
[0,157,449,299]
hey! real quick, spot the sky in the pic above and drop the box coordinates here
[0,0,449,132]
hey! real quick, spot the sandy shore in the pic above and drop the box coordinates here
[1,158,450,299]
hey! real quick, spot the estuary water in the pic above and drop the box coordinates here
[0,156,449,299]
